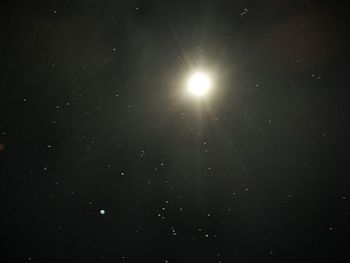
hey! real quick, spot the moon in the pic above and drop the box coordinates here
[187,72,212,97]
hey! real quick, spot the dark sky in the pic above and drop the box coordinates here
[2,0,350,262]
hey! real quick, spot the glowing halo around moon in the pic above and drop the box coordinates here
[186,71,212,98]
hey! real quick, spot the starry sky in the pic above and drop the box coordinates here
[2,0,350,262]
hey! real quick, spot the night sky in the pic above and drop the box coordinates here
[2,0,350,262]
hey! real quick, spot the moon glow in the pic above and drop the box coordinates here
[187,72,212,97]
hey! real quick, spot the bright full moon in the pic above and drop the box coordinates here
[187,72,212,97]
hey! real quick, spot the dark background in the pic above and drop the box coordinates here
[1,0,350,262]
